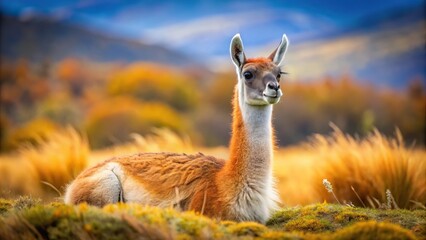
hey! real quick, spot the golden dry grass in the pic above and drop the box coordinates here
[90,128,195,163]
[0,128,89,201]
[0,127,424,209]
[311,125,426,209]
[273,147,320,206]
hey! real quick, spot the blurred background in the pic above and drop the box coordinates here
[1,0,425,151]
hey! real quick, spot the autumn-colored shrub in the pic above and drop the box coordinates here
[1,59,50,113]
[312,127,426,209]
[56,58,84,82]
[35,93,82,126]
[108,62,199,111]
[0,115,10,151]
[56,58,87,96]
[85,96,188,148]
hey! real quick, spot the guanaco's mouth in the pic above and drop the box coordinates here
[263,93,278,98]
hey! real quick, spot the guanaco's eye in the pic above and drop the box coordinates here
[277,73,281,79]
[243,71,253,80]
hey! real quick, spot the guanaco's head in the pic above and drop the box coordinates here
[230,33,289,106]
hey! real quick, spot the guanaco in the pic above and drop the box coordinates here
[65,33,289,223]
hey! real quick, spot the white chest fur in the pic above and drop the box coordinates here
[231,87,279,223]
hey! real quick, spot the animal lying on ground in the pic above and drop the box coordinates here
[65,33,289,223]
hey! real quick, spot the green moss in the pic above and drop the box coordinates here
[284,215,333,233]
[331,221,417,240]
[372,209,426,231]
[171,212,218,237]
[334,210,370,223]
[0,199,424,239]
[227,222,268,237]
[77,212,136,239]
[300,203,339,216]
[12,196,41,211]
[0,199,13,215]
[260,231,305,240]
[267,207,300,226]
[268,204,425,239]
[220,220,237,227]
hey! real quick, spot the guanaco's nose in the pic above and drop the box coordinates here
[267,81,280,91]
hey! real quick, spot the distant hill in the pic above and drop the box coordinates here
[261,6,426,88]
[0,13,200,67]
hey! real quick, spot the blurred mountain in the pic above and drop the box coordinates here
[1,5,424,88]
[267,6,425,88]
[0,13,199,67]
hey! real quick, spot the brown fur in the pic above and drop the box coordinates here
[243,62,277,72]
[245,57,271,64]
[118,152,224,211]
[66,89,257,220]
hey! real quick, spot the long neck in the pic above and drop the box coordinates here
[224,86,275,185]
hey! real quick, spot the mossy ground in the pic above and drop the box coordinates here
[0,198,424,239]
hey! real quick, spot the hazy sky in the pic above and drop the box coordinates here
[1,0,423,58]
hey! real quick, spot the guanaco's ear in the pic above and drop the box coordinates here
[230,33,246,68]
[268,34,289,66]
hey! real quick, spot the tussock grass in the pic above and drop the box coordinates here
[0,200,423,239]
[89,128,195,164]
[311,126,426,209]
[115,128,193,155]
[0,126,425,211]
[0,128,88,200]
[22,128,89,191]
